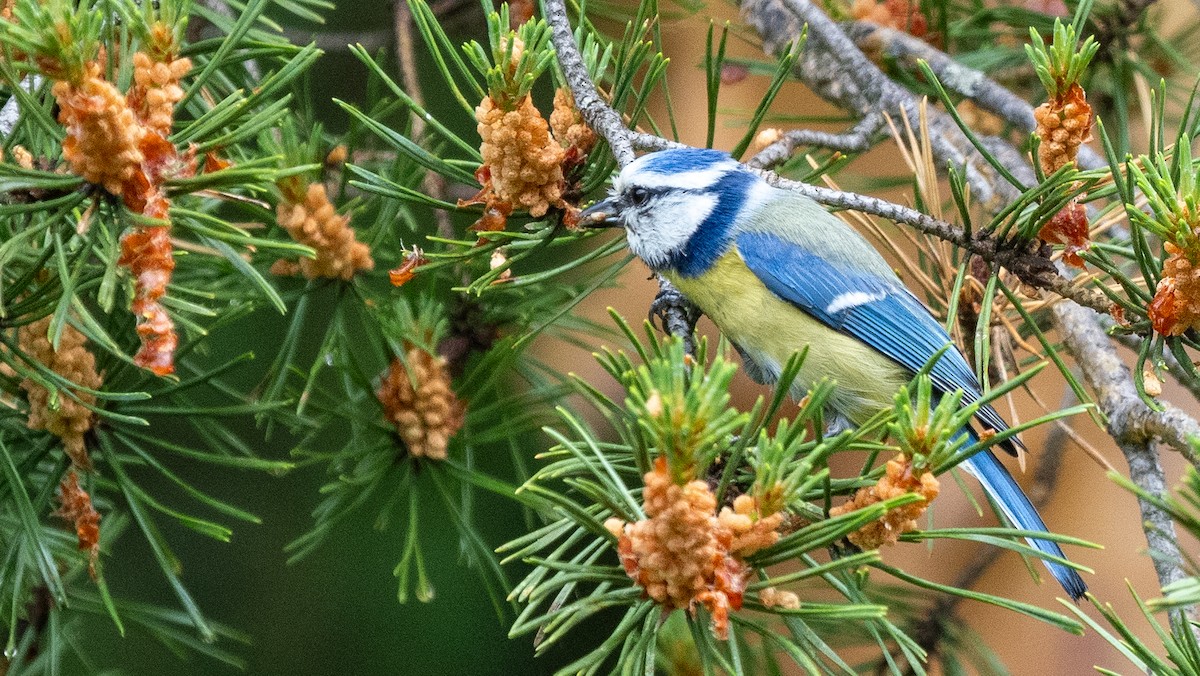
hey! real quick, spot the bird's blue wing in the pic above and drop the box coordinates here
[735,231,1087,599]
[735,231,1016,450]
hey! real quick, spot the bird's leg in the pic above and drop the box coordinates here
[650,277,702,355]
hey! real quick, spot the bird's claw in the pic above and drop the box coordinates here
[649,278,701,353]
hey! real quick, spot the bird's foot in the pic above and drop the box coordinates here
[650,278,701,354]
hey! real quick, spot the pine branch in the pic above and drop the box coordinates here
[842,20,1109,172]
[542,0,681,168]
[745,112,884,170]
[1056,300,1199,636]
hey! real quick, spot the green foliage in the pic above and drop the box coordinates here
[1026,19,1100,99]
[1126,136,1200,252]
[496,320,1090,675]
[463,7,555,109]
[0,0,107,82]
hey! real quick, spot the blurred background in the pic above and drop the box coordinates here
[73,1,1200,674]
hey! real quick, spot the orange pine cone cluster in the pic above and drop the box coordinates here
[18,316,102,469]
[376,347,465,460]
[118,225,177,375]
[55,470,101,578]
[605,458,786,639]
[1149,242,1200,336]
[550,88,596,156]
[1034,83,1093,265]
[828,454,939,550]
[475,95,566,219]
[53,61,145,196]
[1034,83,1092,174]
[128,51,191,136]
[851,0,928,37]
[271,183,374,280]
[45,25,195,376]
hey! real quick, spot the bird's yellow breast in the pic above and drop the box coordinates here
[666,250,908,423]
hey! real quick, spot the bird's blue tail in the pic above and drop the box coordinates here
[959,446,1087,600]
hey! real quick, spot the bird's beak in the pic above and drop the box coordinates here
[578,196,622,228]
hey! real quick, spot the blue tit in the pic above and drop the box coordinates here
[581,147,1085,600]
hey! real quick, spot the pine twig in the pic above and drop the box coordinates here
[1055,302,1200,470]
[543,0,697,348]
[542,0,681,168]
[842,20,1108,172]
[746,112,884,169]
[1055,299,1200,637]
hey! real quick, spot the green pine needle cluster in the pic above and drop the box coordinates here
[1026,18,1100,100]
[464,7,555,110]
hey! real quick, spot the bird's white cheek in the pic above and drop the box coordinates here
[623,194,717,270]
[625,229,666,269]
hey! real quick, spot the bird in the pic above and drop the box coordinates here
[579,147,1087,600]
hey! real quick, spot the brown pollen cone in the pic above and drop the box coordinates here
[1150,242,1200,336]
[18,315,102,469]
[1034,83,1092,174]
[1034,83,1093,265]
[828,453,939,550]
[377,348,465,460]
[550,88,596,155]
[127,49,191,137]
[474,94,566,220]
[1038,198,1089,268]
[53,61,145,196]
[605,458,787,639]
[271,183,374,280]
[118,225,177,375]
[55,470,101,578]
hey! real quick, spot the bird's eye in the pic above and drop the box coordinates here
[628,186,650,207]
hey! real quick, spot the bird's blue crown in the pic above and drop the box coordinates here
[635,148,736,175]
